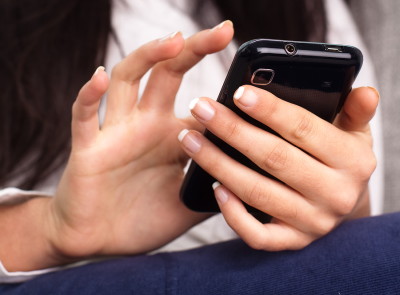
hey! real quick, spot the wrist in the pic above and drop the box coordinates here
[42,198,83,267]
[45,192,110,263]
[0,197,74,272]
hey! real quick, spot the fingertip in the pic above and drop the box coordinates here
[211,20,234,40]
[362,86,380,109]
[156,31,185,59]
[212,183,248,220]
[365,86,380,100]
[77,66,109,105]
[335,87,379,131]
[211,20,234,31]
[349,86,379,106]
[90,66,109,95]
[73,66,109,124]
[93,66,105,77]
[178,129,202,154]
[212,23,234,51]
[158,31,181,42]
[212,183,272,250]
[233,85,258,107]
[193,20,234,55]
[342,86,379,124]
[225,20,234,28]
[212,181,229,205]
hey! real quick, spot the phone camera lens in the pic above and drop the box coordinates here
[284,44,297,56]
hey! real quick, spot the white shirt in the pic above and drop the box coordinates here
[0,0,383,283]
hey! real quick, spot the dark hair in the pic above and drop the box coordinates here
[0,0,325,190]
[209,0,326,43]
[0,0,111,189]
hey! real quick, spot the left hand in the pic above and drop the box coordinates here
[179,85,379,251]
[47,22,235,262]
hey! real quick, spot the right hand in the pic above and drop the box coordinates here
[179,85,378,251]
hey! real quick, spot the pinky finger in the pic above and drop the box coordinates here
[72,66,109,148]
[212,182,313,251]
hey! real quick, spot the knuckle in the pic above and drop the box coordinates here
[110,61,139,83]
[338,196,358,216]
[332,186,359,216]
[224,212,240,230]
[343,142,376,180]
[243,182,270,209]
[224,121,242,144]
[292,112,315,141]
[327,149,376,216]
[163,56,188,77]
[110,62,124,80]
[356,151,377,180]
[367,154,378,175]
[261,142,289,172]
[165,64,184,79]
[284,205,299,221]
[311,214,338,236]
[263,95,280,118]
[205,151,225,176]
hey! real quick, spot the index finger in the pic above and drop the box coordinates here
[104,32,185,125]
[139,20,234,112]
[232,85,367,168]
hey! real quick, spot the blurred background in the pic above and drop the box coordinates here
[348,0,400,213]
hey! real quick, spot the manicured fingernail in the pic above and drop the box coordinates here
[234,86,257,107]
[212,182,229,204]
[159,31,180,42]
[211,20,233,31]
[233,86,245,100]
[366,86,380,99]
[178,129,202,153]
[93,66,105,77]
[189,98,215,121]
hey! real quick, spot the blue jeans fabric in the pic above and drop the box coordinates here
[2,213,400,294]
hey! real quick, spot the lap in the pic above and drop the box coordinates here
[2,213,400,294]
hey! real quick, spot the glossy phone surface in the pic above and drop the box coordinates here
[180,39,363,214]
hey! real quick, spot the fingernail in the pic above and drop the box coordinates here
[211,20,233,31]
[234,86,257,107]
[93,66,105,77]
[189,98,215,121]
[233,86,245,100]
[366,86,380,99]
[212,182,229,204]
[159,31,180,42]
[178,129,202,154]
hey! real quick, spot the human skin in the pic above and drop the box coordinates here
[0,21,234,272]
[179,85,379,251]
[0,19,379,272]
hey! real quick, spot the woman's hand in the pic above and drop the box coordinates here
[179,85,379,251]
[42,22,234,264]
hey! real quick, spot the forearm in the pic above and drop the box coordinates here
[0,197,69,272]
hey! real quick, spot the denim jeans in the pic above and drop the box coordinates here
[2,213,400,294]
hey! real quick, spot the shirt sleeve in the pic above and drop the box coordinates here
[0,187,52,205]
[0,261,62,284]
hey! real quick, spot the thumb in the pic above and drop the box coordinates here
[335,87,380,132]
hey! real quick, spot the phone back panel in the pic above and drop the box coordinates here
[180,39,363,213]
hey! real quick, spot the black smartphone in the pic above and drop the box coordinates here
[180,39,363,216]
